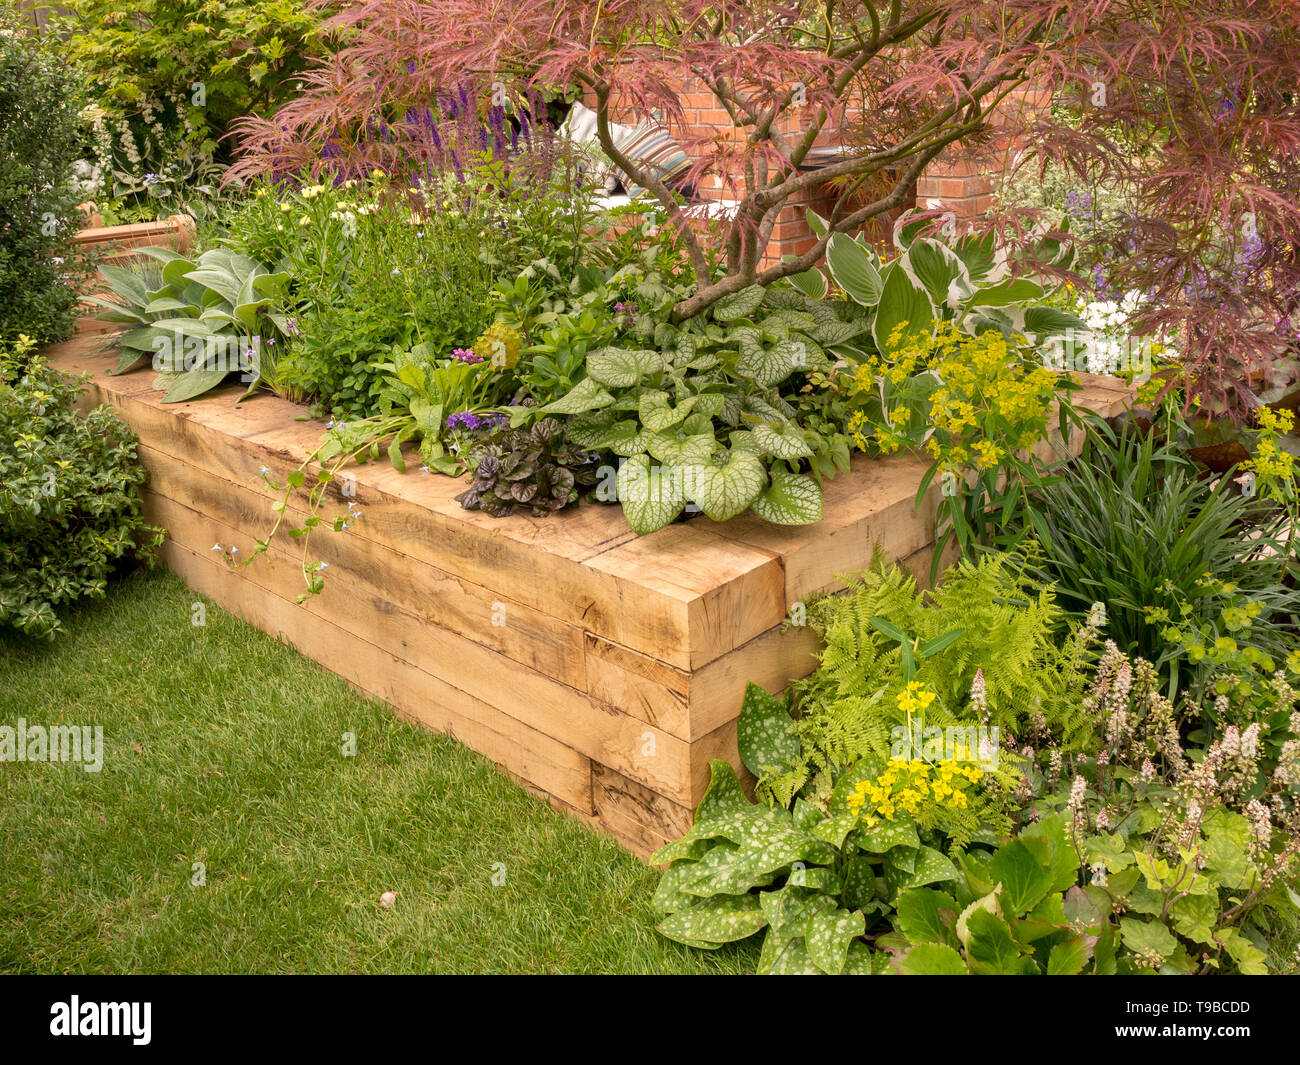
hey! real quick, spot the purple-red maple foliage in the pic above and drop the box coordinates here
[232,1,1300,418]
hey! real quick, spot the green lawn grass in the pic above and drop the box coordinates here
[0,568,756,974]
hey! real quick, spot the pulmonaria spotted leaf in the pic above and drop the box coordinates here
[805,906,867,974]
[655,894,768,947]
[737,681,801,780]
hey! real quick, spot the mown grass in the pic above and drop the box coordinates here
[0,569,756,974]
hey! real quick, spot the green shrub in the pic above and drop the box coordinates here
[0,21,88,345]
[54,0,326,147]
[1019,419,1300,696]
[0,339,164,639]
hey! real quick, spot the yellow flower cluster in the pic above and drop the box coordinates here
[896,680,936,715]
[846,758,984,828]
[1247,406,1296,489]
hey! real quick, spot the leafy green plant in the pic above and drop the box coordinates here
[0,339,163,638]
[530,280,863,533]
[1017,419,1300,696]
[785,554,1099,803]
[1012,644,1300,974]
[224,341,508,599]
[0,18,90,345]
[56,0,325,145]
[456,419,601,517]
[89,245,291,402]
[811,209,1086,356]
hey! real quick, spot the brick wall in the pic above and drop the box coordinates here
[582,74,1047,260]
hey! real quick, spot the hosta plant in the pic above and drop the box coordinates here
[88,245,290,402]
[811,210,1086,357]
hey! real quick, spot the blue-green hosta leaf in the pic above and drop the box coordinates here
[638,390,698,432]
[537,377,615,415]
[827,232,884,306]
[787,267,829,300]
[737,682,801,779]
[903,237,973,311]
[617,454,684,534]
[750,471,823,525]
[872,264,935,354]
[587,346,664,387]
[897,942,968,974]
[656,894,767,946]
[805,907,866,974]
[683,449,766,521]
[751,423,814,460]
[159,368,230,403]
[97,263,151,308]
[712,284,766,321]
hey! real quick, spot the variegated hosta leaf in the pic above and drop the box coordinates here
[787,268,829,301]
[537,376,614,415]
[737,682,801,780]
[750,470,823,525]
[711,283,766,321]
[586,346,664,388]
[806,907,867,974]
[616,454,684,534]
[683,449,767,522]
[752,422,814,460]
[826,231,883,306]
[656,895,768,946]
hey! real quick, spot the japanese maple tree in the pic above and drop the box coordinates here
[232,0,1300,419]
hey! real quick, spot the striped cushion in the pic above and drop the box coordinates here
[612,119,691,197]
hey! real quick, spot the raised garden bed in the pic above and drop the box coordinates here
[46,322,1135,857]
